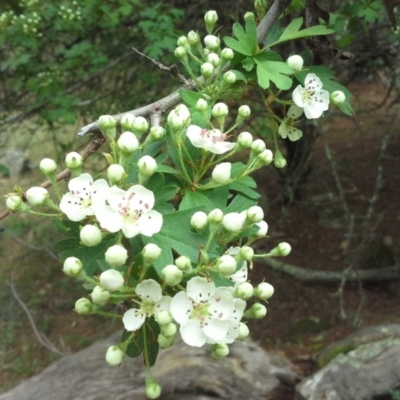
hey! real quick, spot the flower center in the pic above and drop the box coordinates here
[71,183,96,210]
[140,299,156,316]
[190,302,211,328]
[200,128,227,144]
[117,192,150,224]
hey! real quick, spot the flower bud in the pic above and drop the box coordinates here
[75,298,92,315]
[238,131,253,148]
[255,220,268,237]
[223,71,236,85]
[331,90,346,105]
[240,246,254,261]
[221,47,234,61]
[80,224,102,247]
[155,310,173,326]
[149,126,165,141]
[270,242,291,256]
[167,104,191,127]
[6,194,23,212]
[236,281,254,300]
[204,10,218,33]
[91,285,111,305]
[257,149,274,165]
[105,244,128,268]
[98,115,117,139]
[107,164,125,184]
[201,62,214,78]
[177,36,190,50]
[237,322,250,340]
[105,345,125,366]
[247,206,264,223]
[238,105,251,118]
[254,282,274,300]
[100,269,124,292]
[168,115,184,131]
[142,243,162,263]
[244,303,267,319]
[212,102,229,118]
[145,380,162,399]
[286,55,304,72]
[212,162,231,184]
[158,333,175,348]
[207,52,220,67]
[63,256,83,277]
[208,208,224,224]
[117,131,139,154]
[191,211,208,231]
[121,113,135,131]
[26,187,49,206]
[174,46,187,60]
[274,149,287,168]
[39,158,57,175]
[188,30,200,45]
[222,212,245,232]
[196,98,208,111]
[217,255,237,276]
[212,343,229,359]
[175,255,192,271]
[161,264,183,286]
[65,152,83,170]
[251,139,266,154]
[138,155,157,177]
[161,322,177,338]
[244,12,255,20]
[132,116,149,135]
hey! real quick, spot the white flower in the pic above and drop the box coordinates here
[292,73,330,119]
[278,105,304,141]
[96,184,163,238]
[122,279,171,331]
[226,247,248,285]
[186,125,235,154]
[59,173,109,222]
[170,277,235,347]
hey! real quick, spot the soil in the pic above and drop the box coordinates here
[0,80,399,398]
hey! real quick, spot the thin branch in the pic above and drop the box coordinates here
[7,282,67,356]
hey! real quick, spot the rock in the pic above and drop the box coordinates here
[0,333,297,400]
[0,147,30,178]
[296,324,400,400]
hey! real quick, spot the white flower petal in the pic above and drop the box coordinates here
[209,290,234,320]
[123,309,146,331]
[170,291,192,324]
[287,104,303,119]
[180,319,207,347]
[186,276,215,302]
[136,210,163,237]
[292,85,305,108]
[203,319,229,341]
[136,279,162,302]
[96,205,122,232]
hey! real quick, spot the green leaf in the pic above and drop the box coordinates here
[209,270,234,288]
[179,190,214,211]
[123,329,143,358]
[179,90,206,107]
[268,17,334,47]
[226,192,258,213]
[143,317,160,367]
[254,51,293,90]
[223,18,258,56]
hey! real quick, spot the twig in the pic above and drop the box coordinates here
[7,282,67,356]
[9,233,58,260]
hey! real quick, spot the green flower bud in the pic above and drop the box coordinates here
[201,62,214,78]
[63,256,83,277]
[254,282,274,300]
[204,10,218,33]
[274,149,287,168]
[188,30,200,45]
[105,345,125,366]
[75,298,92,315]
[98,115,117,139]
[39,158,57,175]
[211,343,229,359]
[286,55,304,72]
[331,90,346,105]
[204,34,220,50]
[91,286,111,305]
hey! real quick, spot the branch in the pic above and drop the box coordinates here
[77,0,290,138]
[257,257,400,283]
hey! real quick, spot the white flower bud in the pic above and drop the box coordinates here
[212,343,229,359]
[100,269,124,292]
[201,62,214,78]
[212,162,231,184]
[107,164,125,184]
[162,264,183,286]
[274,149,287,168]
[75,298,92,315]
[65,152,83,169]
[237,322,250,340]
[26,187,49,206]
[167,104,191,127]
[238,131,253,148]
[174,45,187,60]
[286,55,304,72]
[244,303,267,319]
[142,243,162,263]
[208,208,224,224]
[223,71,236,84]
[221,47,234,61]
[217,255,237,276]
[175,255,192,271]
[161,322,177,338]
[80,224,102,247]
[146,380,162,400]
[132,116,149,134]
[207,52,220,67]
[238,105,251,118]
[251,139,266,154]
[196,98,208,111]
[177,36,190,49]
[6,195,23,212]
[91,285,111,305]
[255,220,268,237]
[98,115,117,138]
[155,310,173,326]
[212,102,229,118]
[168,115,184,131]
[105,244,128,268]
[138,155,157,176]
[39,158,57,174]
[240,246,254,261]
[120,113,135,131]
[63,256,83,277]
[105,345,125,366]
[222,212,245,232]
[191,211,208,230]
[331,90,346,105]
[236,282,254,300]
[117,131,139,154]
[254,282,274,300]
[188,30,200,45]
[204,10,218,33]
[149,126,165,141]
[247,206,264,223]
[277,242,291,256]
[257,149,274,165]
